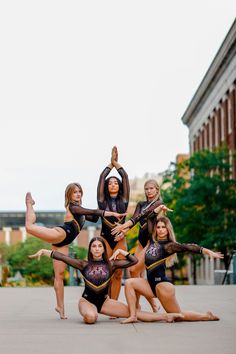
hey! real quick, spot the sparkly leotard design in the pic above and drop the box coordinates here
[51,251,137,312]
[145,240,202,296]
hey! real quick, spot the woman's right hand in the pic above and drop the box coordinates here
[28,249,51,260]
[111,221,130,235]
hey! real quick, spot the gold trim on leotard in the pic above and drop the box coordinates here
[81,274,115,291]
[145,255,172,271]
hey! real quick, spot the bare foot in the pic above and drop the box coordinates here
[109,316,118,320]
[25,192,35,206]
[206,311,219,321]
[55,307,67,320]
[166,313,184,322]
[120,316,138,324]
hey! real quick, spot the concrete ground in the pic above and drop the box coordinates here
[0,285,235,354]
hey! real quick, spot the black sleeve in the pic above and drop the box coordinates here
[117,167,130,203]
[97,167,111,204]
[130,199,164,226]
[129,202,142,221]
[112,254,138,270]
[69,203,104,217]
[85,215,100,223]
[51,251,87,270]
[164,242,203,255]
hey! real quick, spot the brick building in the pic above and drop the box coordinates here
[181,19,236,177]
[0,211,100,248]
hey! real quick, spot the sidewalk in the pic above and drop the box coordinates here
[0,285,235,354]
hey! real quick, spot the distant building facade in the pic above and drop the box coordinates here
[0,211,100,248]
[181,19,236,177]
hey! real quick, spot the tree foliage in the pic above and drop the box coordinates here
[162,147,236,264]
[1,238,88,286]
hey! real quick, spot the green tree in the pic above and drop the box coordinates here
[162,147,236,282]
[6,238,54,285]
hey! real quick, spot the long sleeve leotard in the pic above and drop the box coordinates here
[145,239,203,296]
[129,199,163,248]
[51,251,137,311]
[97,166,130,249]
[53,202,105,247]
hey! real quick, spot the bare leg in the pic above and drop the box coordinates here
[52,245,69,319]
[109,238,127,300]
[129,244,159,312]
[100,298,183,324]
[25,192,66,244]
[122,278,155,323]
[156,282,219,321]
[79,298,98,324]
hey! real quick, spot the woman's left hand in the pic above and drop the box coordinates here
[154,204,173,214]
[109,249,128,260]
[203,249,224,259]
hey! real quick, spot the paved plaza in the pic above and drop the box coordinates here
[0,285,235,354]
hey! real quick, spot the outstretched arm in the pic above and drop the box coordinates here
[165,242,224,259]
[69,203,126,219]
[28,249,87,270]
[111,202,171,237]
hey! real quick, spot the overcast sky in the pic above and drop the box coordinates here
[0,1,235,211]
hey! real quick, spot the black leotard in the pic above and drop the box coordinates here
[53,202,105,247]
[145,240,203,296]
[97,166,130,249]
[130,200,163,248]
[51,251,137,312]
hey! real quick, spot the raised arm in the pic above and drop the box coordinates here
[97,166,112,205]
[109,249,138,270]
[117,167,130,202]
[111,146,130,202]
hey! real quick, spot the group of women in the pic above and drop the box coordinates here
[26,146,223,324]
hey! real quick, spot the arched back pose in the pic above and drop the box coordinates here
[97,146,130,300]
[25,184,124,319]
[122,216,223,323]
[29,236,183,324]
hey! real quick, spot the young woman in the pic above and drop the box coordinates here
[122,216,223,323]
[112,184,171,311]
[96,146,130,300]
[25,184,124,319]
[28,236,183,324]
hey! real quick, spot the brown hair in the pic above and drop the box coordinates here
[87,236,110,265]
[152,216,178,267]
[64,183,83,208]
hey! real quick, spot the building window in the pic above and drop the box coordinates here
[220,105,224,142]
[228,96,232,134]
